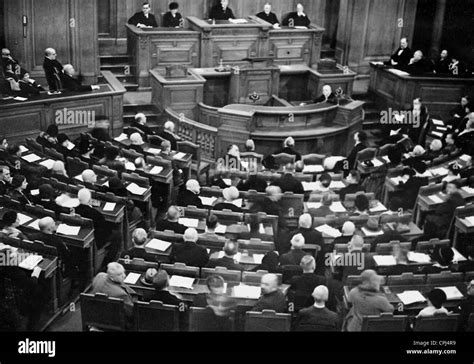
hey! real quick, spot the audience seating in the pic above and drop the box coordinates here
[426,271,463,285]
[201,267,242,282]
[133,301,180,332]
[118,258,159,272]
[177,140,211,183]
[244,310,291,332]
[375,241,412,254]
[413,313,460,332]
[272,153,296,167]
[386,273,425,285]
[80,293,127,332]
[160,263,200,278]
[361,313,409,332]
[415,239,450,252]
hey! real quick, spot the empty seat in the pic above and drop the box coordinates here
[201,267,242,282]
[413,313,460,332]
[133,300,180,332]
[426,271,463,285]
[80,293,127,331]
[244,310,291,332]
[361,313,408,332]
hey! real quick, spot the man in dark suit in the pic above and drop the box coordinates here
[406,50,433,75]
[397,160,429,210]
[91,263,138,319]
[337,235,375,282]
[213,186,244,213]
[206,241,245,271]
[313,85,337,104]
[0,165,12,195]
[120,228,159,263]
[157,121,180,151]
[272,163,304,194]
[142,269,184,305]
[252,274,287,313]
[289,256,326,309]
[42,48,63,92]
[171,228,209,267]
[385,37,413,70]
[308,193,334,218]
[131,113,155,137]
[256,3,280,26]
[295,285,340,331]
[279,234,306,266]
[162,2,183,28]
[434,49,451,74]
[177,179,203,208]
[60,64,100,92]
[156,205,187,234]
[347,131,368,170]
[128,2,158,28]
[209,0,235,21]
[274,137,302,162]
[257,185,283,218]
[339,170,365,201]
[282,3,311,27]
[236,171,268,192]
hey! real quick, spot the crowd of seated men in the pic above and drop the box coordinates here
[383,37,473,77]
[0,46,99,97]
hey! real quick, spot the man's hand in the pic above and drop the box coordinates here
[391,60,397,66]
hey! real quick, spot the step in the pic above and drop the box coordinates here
[99,55,130,66]
[100,64,134,73]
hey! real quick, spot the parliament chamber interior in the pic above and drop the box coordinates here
[1,0,474,336]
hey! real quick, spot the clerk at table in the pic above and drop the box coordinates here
[282,3,311,28]
[162,2,183,28]
[256,3,280,27]
[128,2,158,28]
[209,0,235,21]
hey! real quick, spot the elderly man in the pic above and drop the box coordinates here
[91,262,137,318]
[406,50,432,75]
[209,0,235,21]
[1,48,24,75]
[272,163,304,194]
[142,269,183,305]
[386,37,413,70]
[314,85,336,104]
[338,235,375,282]
[60,64,100,92]
[81,169,98,185]
[283,3,311,27]
[296,285,340,331]
[0,165,12,195]
[42,48,63,92]
[158,121,180,151]
[258,185,282,217]
[256,3,280,27]
[434,49,451,74]
[274,136,302,162]
[131,113,154,136]
[244,139,256,152]
[213,186,243,213]
[128,2,158,28]
[333,221,356,245]
[279,233,306,266]
[252,273,287,312]
[344,270,394,331]
[156,205,187,234]
[120,228,158,263]
[177,179,203,208]
[206,241,245,271]
[171,228,209,267]
[308,192,334,218]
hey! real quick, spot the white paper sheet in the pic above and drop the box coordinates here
[252,254,264,265]
[428,195,444,204]
[30,189,40,196]
[302,182,318,191]
[27,219,40,230]
[199,196,217,206]
[233,284,261,299]
[19,255,43,270]
[330,201,346,213]
[232,198,243,208]
[17,213,32,226]
[315,224,342,238]
[39,159,55,170]
[214,224,227,234]
[169,275,195,289]
[114,133,128,142]
[149,166,163,175]
[173,152,186,160]
[126,183,147,196]
[178,218,199,228]
[373,255,397,266]
[361,227,384,236]
[436,286,464,300]
[56,224,80,236]
[123,272,141,285]
[407,252,431,263]
[125,162,136,171]
[103,202,116,212]
[329,181,346,189]
[462,216,474,226]
[19,145,29,153]
[396,290,426,305]
[21,154,41,163]
[146,238,172,252]
[371,159,384,168]
[303,165,324,173]
[146,148,161,155]
[370,202,387,213]
[432,119,444,126]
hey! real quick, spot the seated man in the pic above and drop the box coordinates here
[0,165,11,195]
[42,48,63,93]
[157,121,180,151]
[91,262,137,319]
[252,273,287,313]
[171,228,209,267]
[313,85,336,104]
[131,113,155,137]
[282,3,311,27]
[209,0,235,21]
[274,136,301,162]
[60,64,100,92]
[257,185,283,218]
[289,256,326,309]
[310,173,333,194]
[121,228,159,263]
[272,163,304,194]
[279,233,306,266]
[128,2,158,28]
[385,37,413,70]
[0,210,26,240]
[236,169,267,193]
[213,186,243,213]
[256,3,280,28]
[163,2,183,28]
[347,131,368,171]
[177,179,203,208]
[339,170,365,201]
[156,205,187,234]
[417,289,449,317]
[206,241,245,271]
[1,48,24,75]
[308,192,333,217]
[239,213,264,240]
[338,235,375,282]
[406,50,433,75]
[295,285,340,331]
[143,269,183,306]
[434,49,451,74]
[199,214,222,240]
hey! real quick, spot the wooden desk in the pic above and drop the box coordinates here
[126,24,201,88]
[369,63,474,120]
[0,71,125,144]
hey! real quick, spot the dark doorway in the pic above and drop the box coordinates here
[0,1,5,49]
[412,0,437,55]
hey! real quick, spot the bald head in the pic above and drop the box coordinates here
[186,179,200,194]
[132,228,147,246]
[38,217,56,235]
[348,234,364,251]
[298,213,312,229]
[63,64,75,76]
[261,273,279,294]
[78,188,92,205]
[266,185,282,201]
[167,206,180,221]
[164,121,175,133]
[312,285,329,304]
[81,169,97,184]
[45,48,57,59]
[107,262,126,284]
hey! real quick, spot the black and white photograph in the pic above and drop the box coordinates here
[0,0,473,360]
